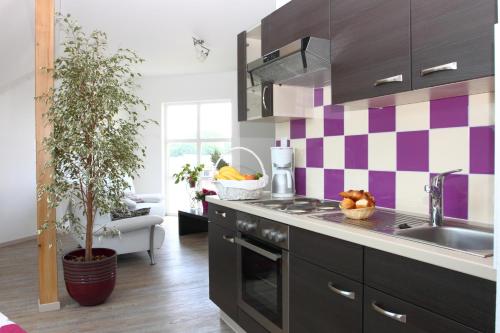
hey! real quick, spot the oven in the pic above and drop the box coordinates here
[236,215,289,333]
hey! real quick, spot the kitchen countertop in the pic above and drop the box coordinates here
[206,195,496,281]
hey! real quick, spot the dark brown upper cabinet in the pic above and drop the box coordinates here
[411,0,496,90]
[261,0,330,56]
[237,31,247,122]
[331,0,411,104]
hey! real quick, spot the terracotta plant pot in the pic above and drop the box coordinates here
[62,248,117,306]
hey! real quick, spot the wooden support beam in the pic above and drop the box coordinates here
[35,0,59,312]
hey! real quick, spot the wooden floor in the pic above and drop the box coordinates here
[0,217,232,333]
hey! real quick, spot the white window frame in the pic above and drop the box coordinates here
[164,99,232,166]
[162,99,232,215]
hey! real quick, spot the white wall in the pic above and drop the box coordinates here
[0,0,36,244]
[134,71,275,195]
[0,76,37,244]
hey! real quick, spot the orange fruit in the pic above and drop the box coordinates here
[243,174,257,180]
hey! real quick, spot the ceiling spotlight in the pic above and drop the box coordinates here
[192,37,210,62]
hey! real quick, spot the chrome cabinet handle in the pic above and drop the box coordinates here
[327,282,356,300]
[262,85,269,110]
[222,235,235,243]
[374,74,403,86]
[421,61,457,76]
[215,210,226,218]
[235,238,281,261]
[371,302,407,323]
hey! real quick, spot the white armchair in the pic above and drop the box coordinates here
[69,180,166,265]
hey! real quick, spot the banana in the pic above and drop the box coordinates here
[216,166,246,181]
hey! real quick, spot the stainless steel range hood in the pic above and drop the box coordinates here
[247,37,330,87]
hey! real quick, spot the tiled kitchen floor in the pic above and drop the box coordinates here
[0,217,231,333]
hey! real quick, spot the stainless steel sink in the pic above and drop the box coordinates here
[395,226,494,257]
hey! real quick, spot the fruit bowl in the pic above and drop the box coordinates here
[339,205,376,220]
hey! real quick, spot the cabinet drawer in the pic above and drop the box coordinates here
[208,204,236,230]
[364,286,480,333]
[365,248,495,332]
[411,0,495,89]
[290,227,363,281]
[290,256,362,333]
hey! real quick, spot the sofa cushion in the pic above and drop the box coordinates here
[111,207,151,221]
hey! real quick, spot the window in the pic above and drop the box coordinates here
[163,101,232,215]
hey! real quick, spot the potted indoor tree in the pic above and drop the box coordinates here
[37,15,154,306]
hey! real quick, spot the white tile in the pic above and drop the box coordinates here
[290,139,306,168]
[469,93,494,127]
[306,107,324,138]
[275,122,290,140]
[468,174,494,224]
[324,136,345,169]
[396,101,430,132]
[323,85,332,106]
[368,132,396,171]
[429,127,469,174]
[395,171,429,215]
[344,169,368,191]
[306,168,324,199]
[344,108,369,135]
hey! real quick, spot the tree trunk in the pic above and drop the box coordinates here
[85,189,94,261]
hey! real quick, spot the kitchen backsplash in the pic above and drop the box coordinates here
[275,87,495,224]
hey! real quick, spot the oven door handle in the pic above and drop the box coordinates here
[235,238,282,262]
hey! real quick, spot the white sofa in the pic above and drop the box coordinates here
[69,182,166,265]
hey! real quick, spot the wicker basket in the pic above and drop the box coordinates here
[212,147,268,201]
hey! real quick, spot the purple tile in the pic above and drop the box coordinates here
[345,135,368,169]
[430,173,468,220]
[306,138,324,168]
[369,106,396,133]
[369,171,396,209]
[430,95,468,129]
[397,131,429,172]
[324,105,344,136]
[324,169,344,201]
[314,88,324,107]
[295,168,306,196]
[290,119,306,139]
[470,126,495,174]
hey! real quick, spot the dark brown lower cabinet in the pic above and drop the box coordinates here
[364,287,480,333]
[208,222,238,320]
[290,255,363,333]
[238,309,270,333]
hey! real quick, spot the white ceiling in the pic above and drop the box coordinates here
[58,0,277,76]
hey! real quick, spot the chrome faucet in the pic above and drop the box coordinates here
[425,169,462,227]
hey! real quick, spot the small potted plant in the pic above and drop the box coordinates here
[173,163,205,188]
[37,15,154,306]
[195,188,217,214]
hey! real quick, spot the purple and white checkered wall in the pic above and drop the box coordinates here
[275,87,495,224]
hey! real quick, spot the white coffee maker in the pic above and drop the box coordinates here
[271,138,295,198]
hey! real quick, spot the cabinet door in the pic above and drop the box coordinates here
[290,256,363,333]
[364,287,480,333]
[261,0,330,55]
[261,82,273,118]
[412,0,496,89]
[365,248,496,332]
[208,222,238,320]
[237,31,247,122]
[331,0,411,104]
